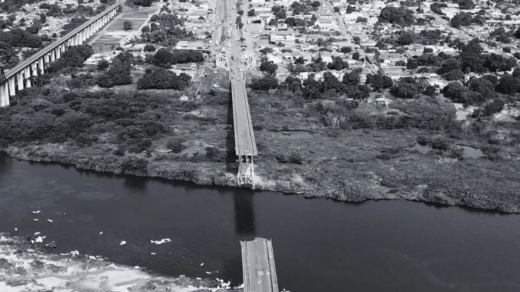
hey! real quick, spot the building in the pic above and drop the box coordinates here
[175,40,206,51]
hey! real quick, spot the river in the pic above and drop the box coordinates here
[0,152,519,292]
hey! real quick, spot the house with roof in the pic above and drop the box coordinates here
[270,32,296,46]
[319,51,333,63]
[175,40,206,51]
[266,53,284,64]
[315,18,337,31]
[251,0,266,7]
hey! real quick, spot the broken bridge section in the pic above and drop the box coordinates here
[229,27,257,188]
[240,238,279,292]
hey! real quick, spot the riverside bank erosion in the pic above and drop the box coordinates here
[0,234,238,292]
[4,129,520,214]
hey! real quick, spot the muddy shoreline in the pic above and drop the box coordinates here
[3,142,519,214]
[0,233,239,291]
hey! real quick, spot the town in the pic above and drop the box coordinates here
[1,0,520,291]
[0,0,519,209]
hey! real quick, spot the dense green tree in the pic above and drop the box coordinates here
[136,68,191,90]
[249,74,279,90]
[343,68,362,86]
[327,56,349,70]
[390,82,418,99]
[443,69,465,81]
[451,12,473,28]
[379,7,415,26]
[366,73,393,90]
[340,46,352,54]
[482,99,505,116]
[302,75,322,99]
[144,44,156,52]
[442,81,464,100]
[97,59,109,71]
[458,0,475,10]
[397,33,414,45]
[496,75,520,95]
[259,59,278,74]
[430,2,446,15]
[406,58,418,69]
[123,20,133,30]
[484,54,517,72]
[152,48,204,68]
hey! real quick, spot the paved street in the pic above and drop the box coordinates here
[323,0,348,36]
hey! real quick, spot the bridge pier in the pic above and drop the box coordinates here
[8,78,15,96]
[0,1,122,107]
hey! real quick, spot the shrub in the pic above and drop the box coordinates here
[166,138,186,153]
[97,59,109,70]
[482,99,504,116]
[123,20,132,30]
[144,44,156,52]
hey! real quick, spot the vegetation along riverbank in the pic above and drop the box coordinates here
[1,45,520,213]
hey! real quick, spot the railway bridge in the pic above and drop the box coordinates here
[0,1,123,107]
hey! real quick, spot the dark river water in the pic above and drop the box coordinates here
[1,153,519,292]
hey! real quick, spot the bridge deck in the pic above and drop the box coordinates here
[229,24,257,157]
[5,1,122,79]
[240,238,279,292]
[231,78,257,156]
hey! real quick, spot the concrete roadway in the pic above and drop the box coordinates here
[322,0,349,36]
[241,238,279,292]
[229,14,257,156]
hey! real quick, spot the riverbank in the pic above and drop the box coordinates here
[0,233,239,291]
[1,86,520,214]
[3,123,520,213]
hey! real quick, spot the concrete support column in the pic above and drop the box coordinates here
[32,62,38,77]
[24,67,31,88]
[51,49,57,61]
[17,72,24,91]
[8,77,15,96]
[0,84,8,107]
[44,53,49,64]
[38,58,44,74]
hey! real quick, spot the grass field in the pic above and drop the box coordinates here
[106,19,147,31]
[122,12,152,19]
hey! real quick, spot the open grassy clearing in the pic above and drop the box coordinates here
[106,19,147,31]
